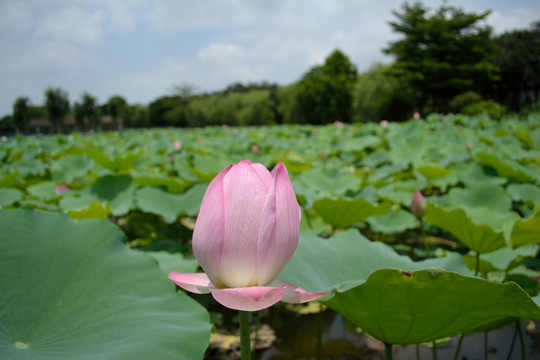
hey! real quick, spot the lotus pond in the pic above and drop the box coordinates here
[1,113,540,359]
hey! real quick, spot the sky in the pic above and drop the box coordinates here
[1,0,539,117]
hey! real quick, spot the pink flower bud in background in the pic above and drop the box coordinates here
[410,189,427,218]
[413,112,421,119]
[169,160,327,311]
[251,144,259,153]
[380,120,389,128]
[54,183,70,195]
[173,140,182,151]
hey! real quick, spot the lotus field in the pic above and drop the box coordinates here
[1,113,540,359]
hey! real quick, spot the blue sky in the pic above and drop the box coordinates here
[1,0,539,117]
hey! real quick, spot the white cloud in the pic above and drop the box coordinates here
[198,43,246,66]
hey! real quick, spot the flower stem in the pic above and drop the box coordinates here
[454,333,464,360]
[484,331,488,360]
[384,342,393,360]
[420,218,430,258]
[239,311,251,360]
[475,252,480,277]
[433,341,437,360]
[517,319,526,360]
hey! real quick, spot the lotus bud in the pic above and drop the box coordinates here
[410,189,427,218]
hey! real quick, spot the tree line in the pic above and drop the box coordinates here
[2,1,539,134]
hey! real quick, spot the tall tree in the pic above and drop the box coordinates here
[106,95,128,130]
[493,21,540,111]
[384,2,498,113]
[12,97,30,133]
[74,93,98,131]
[296,49,358,124]
[45,87,70,134]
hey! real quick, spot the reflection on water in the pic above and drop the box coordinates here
[259,310,540,360]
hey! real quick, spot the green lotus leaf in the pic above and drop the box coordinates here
[0,209,211,360]
[475,151,535,183]
[279,229,471,293]
[416,164,453,179]
[323,268,540,344]
[367,209,418,234]
[86,148,141,173]
[312,197,391,228]
[26,181,59,201]
[60,175,137,216]
[50,154,95,182]
[67,201,112,220]
[0,187,23,207]
[511,211,540,248]
[145,251,199,275]
[135,183,207,222]
[441,183,512,213]
[298,168,362,196]
[462,244,538,273]
[507,183,540,203]
[424,204,506,254]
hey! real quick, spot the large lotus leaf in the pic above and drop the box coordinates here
[191,154,233,181]
[67,201,112,220]
[507,183,540,203]
[298,168,362,196]
[60,175,137,216]
[511,211,540,248]
[416,164,453,179]
[424,204,506,254]
[462,244,538,273]
[475,151,535,183]
[135,183,207,222]
[26,181,59,201]
[323,268,540,345]
[366,210,417,234]
[133,175,193,194]
[145,251,199,275]
[312,197,391,228]
[50,154,95,182]
[0,187,23,206]
[86,148,141,172]
[278,229,471,293]
[0,209,211,360]
[440,183,512,213]
[455,162,507,186]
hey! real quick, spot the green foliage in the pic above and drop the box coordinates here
[296,49,357,124]
[0,209,211,360]
[74,93,99,131]
[385,2,498,113]
[12,96,30,133]
[352,63,413,122]
[493,21,540,112]
[324,268,540,345]
[449,91,483,113]
[462,100,507,120]
[44,87,70,134]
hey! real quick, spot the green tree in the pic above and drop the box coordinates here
[493,21,540,112]
[106,95,128,130]
[352,63,414,122]
[384,2,498,113]
[45,87,70,133]
[296,49,358,124]
[74,93,98,131]
[12,97,30,133]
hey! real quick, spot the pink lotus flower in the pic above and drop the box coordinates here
[410,189,427,218]
[169,160,327,311]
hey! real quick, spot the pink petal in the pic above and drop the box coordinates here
[257,162,301,285]
[210,286,285,312]
[217,161,268,288]
[168,271,214,294]
[271,281,328,303]
[192,165,231,284]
